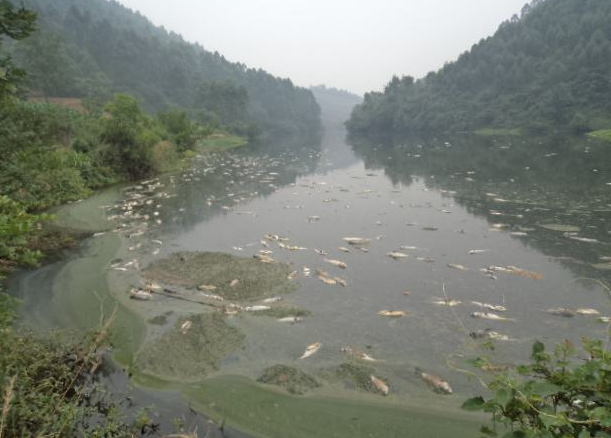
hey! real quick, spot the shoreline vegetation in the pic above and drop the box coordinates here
[587,129,611,142]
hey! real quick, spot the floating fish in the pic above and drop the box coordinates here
[370,375,389,395]
[341,347,381,362]
[468,249,488,255]
[546,307,575,317]
[471,312,514,322]
[314,249,328,256]
[343,237,371,245]
[230,279,239,287]
[378,310,406,317]
[300,342,322,359]
[277,316,303,323]
[432,298,461,307]
[244,305,271,312]
[262,297,282,304]
[254,254,276,263]
[447,263,468,271]
[415,368,452,394]
[334,277,348,287]
[576,308,600,316]
[198,284,217,291]
[387,252,409,259]
[472,301,507,312]
[318,275,337,286]
[469,329,511,341]
[200,293,224,301]
[129,289,152,300]
[180,320,192,335]
[308,216,321,223]
[324,259,347,269]
[288,271,298,280]
[422,226,438,231]
[399,245,417,250]
[338,247,351,253]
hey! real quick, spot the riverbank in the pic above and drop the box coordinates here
[587,129,611,142]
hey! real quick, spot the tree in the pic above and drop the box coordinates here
[0,0,36,99]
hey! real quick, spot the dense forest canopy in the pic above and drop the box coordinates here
[6,0,321,136]
[346,0,611,136]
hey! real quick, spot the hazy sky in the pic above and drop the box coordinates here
[116,0,527,95]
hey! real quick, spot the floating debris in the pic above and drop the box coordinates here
[422,226,438,231]
[300,342,322,359]
[314,249,328,256]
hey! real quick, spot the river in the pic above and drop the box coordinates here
[8,95,611,437]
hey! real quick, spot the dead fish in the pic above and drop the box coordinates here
[422,226,438,231]
[302,267,311,277]
[343,237,371,245]
[300,342,322,359]
[598,316,611,323]
[400,245,417,250]
[244,305,271,312]
[468,249,488,255]
[334,277,348,287]
[469,329,511,341]
[318,275,337,286]
[198,284,217,291]
[113,267,129,272]
[324,259,347,269]
[447,263,468,271]
[180,320,192,335]
[314,249,328,256]
[341,347,381,362]
[576,308,600,316]
[92,231,106,238]
[370,375,389,395]
[415,368,452,394]
[387,251,409,259]
[471,312,514,322]
[277,316,303,323]
[308,216,321,223]
[378,310,406,317]
[568,236,599,244]
[506,266,543,280]
[230,279,239,287]
[338,247,351,253]
[416,256,435,263]
[472,301,507,312]
[254,254,276,263]
[546,307,575,317]
[129,289,152,301]
[200,293,224,301]
[288,271,299,280]
[262,296,282,304]
[432,298,461,307]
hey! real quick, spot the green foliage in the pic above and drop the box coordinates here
[0,0,36,100]
[0,195,44,268]
[347,0,611,136]
[464,339,611,437]
[157,108,199,152]
[9,0,321,136]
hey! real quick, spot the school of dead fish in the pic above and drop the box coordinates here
[103,149,609,399]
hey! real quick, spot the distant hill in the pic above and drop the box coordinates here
[346,0,611,136]
[310,85,362,127]
[8,0,321,136]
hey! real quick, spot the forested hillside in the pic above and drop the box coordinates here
[346,0,611,136]
[7,0,321,136]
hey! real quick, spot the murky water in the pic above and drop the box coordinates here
[9,106,611,436]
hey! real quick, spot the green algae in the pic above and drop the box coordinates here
[257,364,320,395]
[334,363,389,395]
[135,312,244,381]
[251,306,311,318]
[143,251,296,301]
[184,375,481,438]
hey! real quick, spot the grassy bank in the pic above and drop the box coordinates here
[199,133,248,152]
[587,129,611,142]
